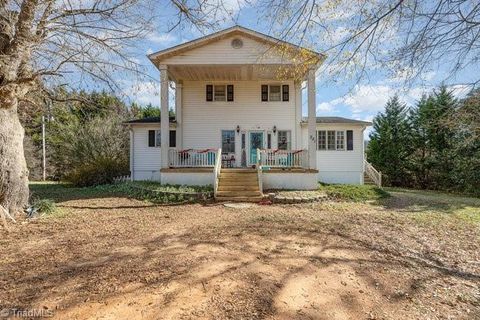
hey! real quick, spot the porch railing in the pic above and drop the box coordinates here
[213,148,222,197]
[168,149,217,168]
[364,160,382,187]
[259,149,308,168]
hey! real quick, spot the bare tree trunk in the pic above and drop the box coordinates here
[0,97,29,219]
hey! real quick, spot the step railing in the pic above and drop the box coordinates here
[213,148,222,198]
[256,148,263,194]
[259,149,308,168]
[168,149,217,167]
[364,160,382,187]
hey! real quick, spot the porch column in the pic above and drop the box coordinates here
[175,82,183,150]
[307,68,317,169]
[160,65,169,169]
[294,81,302,149]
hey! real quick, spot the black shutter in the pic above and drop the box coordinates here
[282,85,289,101]
[169,130,176,148]
[347,130,353,150]
[261,85,268,101]
[227,85,234,101]
[148,130,155,147]
[206,85,213,101]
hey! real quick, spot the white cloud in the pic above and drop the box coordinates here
[316,97,343,113]
[146,48,154,55]
[123,81,160,106]
[146,32,177,45]
[343,85,394,113]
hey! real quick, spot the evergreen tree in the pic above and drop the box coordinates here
[367,95,413,186]
[448,89,480,195]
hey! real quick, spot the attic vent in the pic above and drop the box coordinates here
[231,38,243,49]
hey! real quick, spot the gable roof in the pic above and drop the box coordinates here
[302,117,372,126]
[148,25,325,66]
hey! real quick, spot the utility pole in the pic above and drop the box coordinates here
[42,115,46,181]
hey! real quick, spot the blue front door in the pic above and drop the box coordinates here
[249,132,264,165]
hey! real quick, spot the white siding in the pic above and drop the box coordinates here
[159,35,293,65]
[131,126,161,181]
[182,80,298,158]
[302,124,366,185]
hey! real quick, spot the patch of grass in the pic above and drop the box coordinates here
[29,181,213,205]
[32,199,57,215]
[318,183,390,202]
[383,187,480,225]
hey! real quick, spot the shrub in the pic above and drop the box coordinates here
[50,114,129,186]
[33,199,57,215]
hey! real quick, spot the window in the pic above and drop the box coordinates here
[206,85,234,102]
[261,84,289,102]
[269,85,281,101]
[317,131,326,150]
[148,130,176,147]
[336,131,345,150]
[214,85,226,101]
[318,130,350,151]
[347,130,354,150]
[222,130,235,153]
[277,130,291,150]
[327,131,336,150]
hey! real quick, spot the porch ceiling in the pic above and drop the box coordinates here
[168,64,306,81]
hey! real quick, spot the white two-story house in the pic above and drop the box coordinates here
[126,26,378,201]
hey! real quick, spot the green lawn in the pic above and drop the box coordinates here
[318,183,390,202]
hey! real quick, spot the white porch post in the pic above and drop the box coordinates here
[175,82,183,150]
[307,68,317,169]
[294,81,302,149]
[160,65,169,169]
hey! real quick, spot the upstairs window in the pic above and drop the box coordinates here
[269,85,281,101]
[261,84,289,102]
[206,84,234,102]
[214,85,226,101]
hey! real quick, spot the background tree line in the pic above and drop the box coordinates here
[20,89,164,186]
[367,86,480,195]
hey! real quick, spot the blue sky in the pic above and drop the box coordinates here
[120,2,474,137]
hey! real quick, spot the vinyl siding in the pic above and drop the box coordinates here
[159,35,292,65]
[302,124,366,184]
[182,80,298,151]
[131,126,161,180]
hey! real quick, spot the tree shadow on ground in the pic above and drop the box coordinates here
[2,211,479,319]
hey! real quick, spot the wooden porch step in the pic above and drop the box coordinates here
[221,169,256,174]
[216,191,261,197]
[218,185,260,191]
[218,180,258,187]
[215,196,264,203]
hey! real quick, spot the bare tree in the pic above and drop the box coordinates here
[256,0,480,86]
[0,0,232,221]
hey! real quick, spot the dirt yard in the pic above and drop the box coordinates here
[1,189,479,319]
